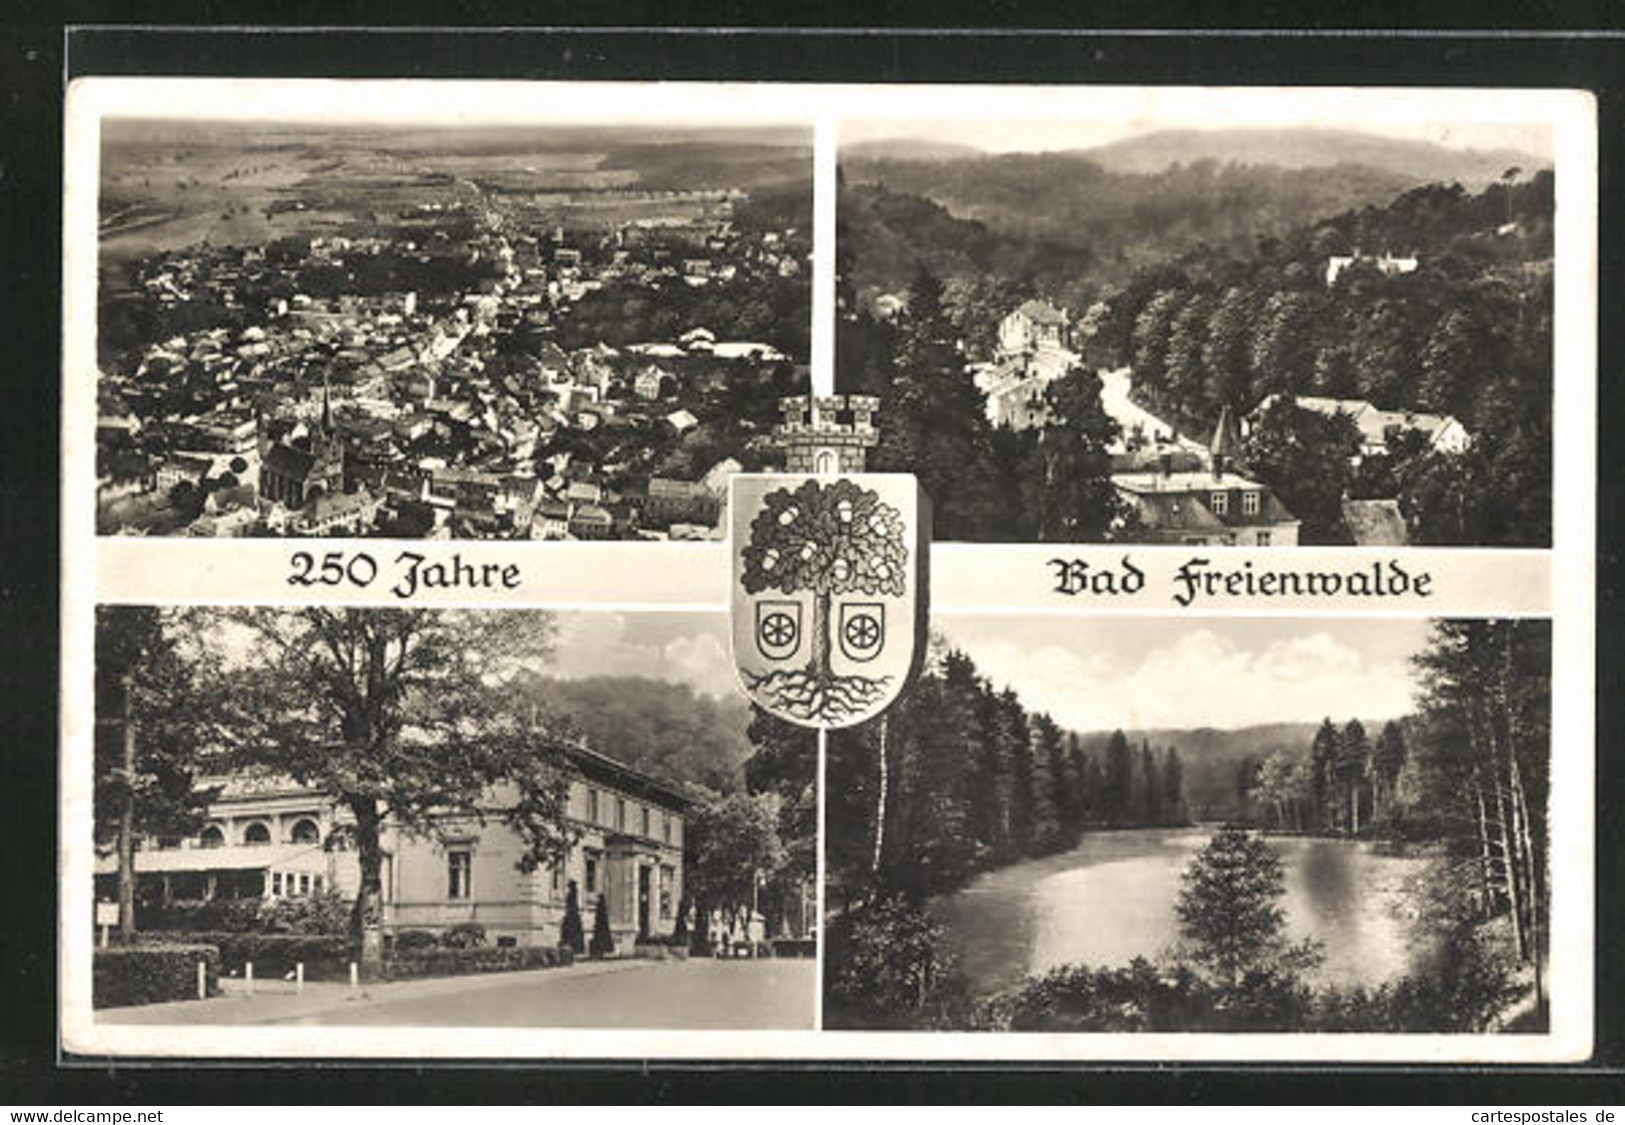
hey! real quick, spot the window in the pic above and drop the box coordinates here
[271,872,283,896]
[298,873,311,895]
[616,797,626,831]
[1242,490,1260,516]
[312,875,324,894]
[447,848,472,900]
[289,818,321,845]
[640,805,650,838]
[662,814,672,844]
[585,854,599,895]
[200,825,225,849]
[1256,531,1272,546]
[659,865,674,921]
[1209,491,1229,516]
[550,862,563,896]
[243,822,271,847]
[586,788,600,824]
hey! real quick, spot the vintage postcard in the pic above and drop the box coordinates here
[59,79,1596,1063]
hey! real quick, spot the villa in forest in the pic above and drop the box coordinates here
[1257,394,1470,461]
[94,742,689,950]
[974,299,1080,430]
[1111,407,1301,546]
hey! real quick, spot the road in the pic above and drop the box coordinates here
[102,957,816,1030]
[1097,366,1205,453]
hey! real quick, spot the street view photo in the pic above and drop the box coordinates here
[836,113,1554,546]
[92,606,815,1029]
[94,112,811,540]
[824,616,1551,1033]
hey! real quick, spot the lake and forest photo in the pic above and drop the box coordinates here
[823,615,1552,1033]
[835,111,1555,548]
[93,107,811,541]
[90,606,816,1029]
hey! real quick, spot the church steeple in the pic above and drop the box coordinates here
[319,374,333,437]
[1210,404,1240,479]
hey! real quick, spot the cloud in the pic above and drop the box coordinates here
[945,625,1415,732]
[548,611,738,700]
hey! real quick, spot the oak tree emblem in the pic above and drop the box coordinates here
[739,478,908,723]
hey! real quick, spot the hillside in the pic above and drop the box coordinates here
[838,127,1547,309]
[1073,720,1396,818]
[516,674,758,796]
[1078,127,1544,186]
[839,154,1419,306]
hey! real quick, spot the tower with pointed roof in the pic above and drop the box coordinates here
[1209,404,1241,480]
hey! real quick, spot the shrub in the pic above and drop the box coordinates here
[257,891,351,935]
[393,929,439,952]
[441,922,487,949]
[384,944,574,981]
[771,938,816,959]
[94,944,219,1009]
[589,894,615,958]
[137,931,353,980]
[143,892,350,936]
[560,881,586,955]
[825,896,970,1029]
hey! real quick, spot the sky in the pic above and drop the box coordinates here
[187,609,1430,726]
[838,109,1553,158]
[838,117,1551,156]
[547,610,737,700]
[933,615,1434,733]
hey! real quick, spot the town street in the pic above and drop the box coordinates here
[99,957,816,1030]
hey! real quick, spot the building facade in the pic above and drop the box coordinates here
[95,743,689,950]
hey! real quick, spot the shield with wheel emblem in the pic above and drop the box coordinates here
[838,603,884,663]
[754,600,802,661]
[731,473,929,730]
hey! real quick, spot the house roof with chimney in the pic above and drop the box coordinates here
[1013,298,1067,325]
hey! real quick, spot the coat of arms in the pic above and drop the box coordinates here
[731,474,929,729]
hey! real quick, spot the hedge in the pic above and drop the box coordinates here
[138,931,353,980]
[94,944,219,1009]
[771,938,817,959]
[383,944,574,981]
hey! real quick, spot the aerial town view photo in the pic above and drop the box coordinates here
[93,112,811,540]
[835,112,1555,547]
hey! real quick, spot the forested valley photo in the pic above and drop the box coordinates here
[823,616,1551,1034]
[837,122,1554,548]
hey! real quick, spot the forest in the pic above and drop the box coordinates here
[838,171,1554,548]
[824,619,1551,1034]
[1099,172,1554,547]
[837,270,1133,542]
[839,153,1425,308]
[825,639,1188,924]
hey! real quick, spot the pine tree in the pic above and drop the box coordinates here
[1161,747,1185,826]
[1176,826,1321,990]
[1103,730,1134,826]
[1309,718,1340,831]
[560,879,586,954]
[1140,743,1162,826]
[1371,721,1407,821]
[1337,719,1371,835]
[589,893,615,958]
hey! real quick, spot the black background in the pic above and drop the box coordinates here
[3,9,1623,1105]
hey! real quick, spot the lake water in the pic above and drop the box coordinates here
[933,827,1431,995]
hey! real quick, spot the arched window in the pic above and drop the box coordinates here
[199,825,225,849]
[815,449,836,475]
[289,818,321,845]
[242,822,271,847]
